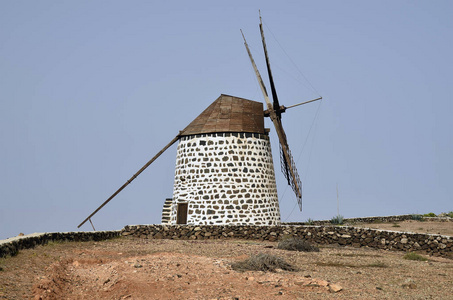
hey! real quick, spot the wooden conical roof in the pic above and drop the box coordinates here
[180,94,265,136]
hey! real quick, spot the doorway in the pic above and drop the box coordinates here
[176,203,188,224]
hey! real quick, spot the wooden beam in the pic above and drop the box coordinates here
[77,134,180,228]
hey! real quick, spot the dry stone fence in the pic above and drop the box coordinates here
[121,224,452,257]
[0,231,120,258]
[1,215,452,258]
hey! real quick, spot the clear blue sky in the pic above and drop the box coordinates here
[1,1,452,239]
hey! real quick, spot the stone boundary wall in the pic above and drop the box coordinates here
[284,214,414,225]
[284,215,453,226]
[0,231,120,258]
[2,220,452,259]
[422,217,453,222]
[122,224,452,257]
[319,214,415,225]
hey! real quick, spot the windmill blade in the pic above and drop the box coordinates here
[259,14,302,210]
[241,28,303,210]
[240,29,271,108]
[259,13,281,118]
[276,119,291,187]
[259,14,292,187]
[77,134,180,228]
[273,118,303,210]
[279,142,303,210]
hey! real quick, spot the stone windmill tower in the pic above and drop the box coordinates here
[77,14,321,230]
[167,94,280,225]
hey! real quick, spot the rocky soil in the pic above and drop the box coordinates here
[0,221,452,299]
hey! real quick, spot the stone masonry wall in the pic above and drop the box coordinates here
[2,224,451,259]
[0,231,120,258]
[284,214,416,225]
[122,224,453,258]
[284,215,453,226]
[171,132,280,225]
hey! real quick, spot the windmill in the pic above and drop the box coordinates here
[78,14,321,229]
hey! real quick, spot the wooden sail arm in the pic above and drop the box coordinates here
[285,97,323,109]
[264,97,323,116]
[259,12,281,115]
[77,134,180,229]
[241,27,302,202]
[241,29,273,111]
[264,105,286,117]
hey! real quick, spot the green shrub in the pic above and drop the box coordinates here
[306,218,315,225]
[403,252,428,261]
[330,215,344,225]
[439,211,453,218]
[410,214,424,221]
[231,253,298,272]
[277,237,319,252]
[423,212,436,217]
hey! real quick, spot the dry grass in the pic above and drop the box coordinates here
[230,252,298,272]
[315,261,388,268]
[277,237,320,252]
[335,253,382,258]
[403,252,428,261]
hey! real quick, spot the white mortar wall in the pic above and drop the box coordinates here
[170,132,280,225]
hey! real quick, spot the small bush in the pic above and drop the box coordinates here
[403,252,428,261]
[423,212,436,217]
[392,223,401,228]
[438,212,453,218]
[306,218,315,225]
[410,214,424,221]
[277,237,319,252]
[330,215,344,225]
[231,253,298,272]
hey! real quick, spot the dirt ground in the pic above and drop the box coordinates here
[1,221,452,299]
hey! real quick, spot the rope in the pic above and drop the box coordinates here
[263,21,322,97]
[283,201,299,222]
[283,99,323,222]
[296,99,323,162]
[243,40,266,100]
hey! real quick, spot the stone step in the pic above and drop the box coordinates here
[161,198,173,225]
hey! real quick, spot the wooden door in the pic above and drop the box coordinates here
[176,203,188,224]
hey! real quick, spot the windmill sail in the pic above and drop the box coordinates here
[279,143,302,210]
[259,16,282,119]
[259,16,291,186]
[241,17,303,211]
[259,16,303,210]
